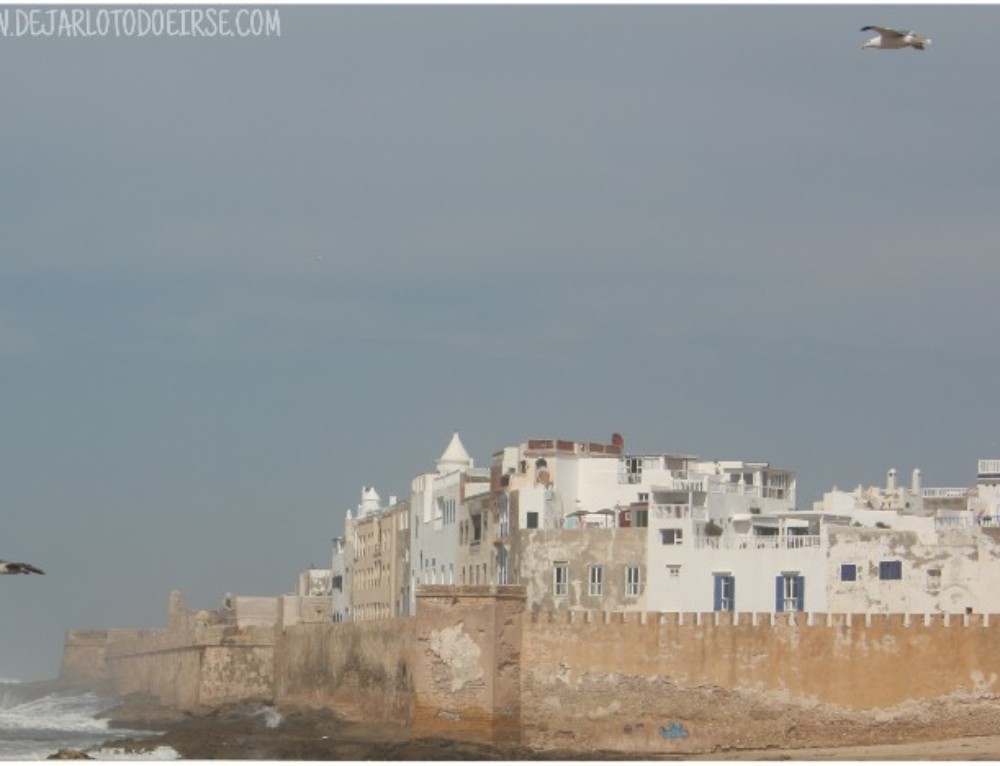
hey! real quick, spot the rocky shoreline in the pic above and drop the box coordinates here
[90,697,647,761]
[67,693,1000,761]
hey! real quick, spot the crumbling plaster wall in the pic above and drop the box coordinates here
[412,586,524,744]
[826,525,1000,614]
[518,528,646,612]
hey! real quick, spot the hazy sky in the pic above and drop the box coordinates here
[2,4,998,680]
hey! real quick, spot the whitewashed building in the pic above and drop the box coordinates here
[408,432,490,613]
[817,459,1000,615]
[330,536,348,622]
[328,430,1000,620]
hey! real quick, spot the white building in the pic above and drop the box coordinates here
[330,536,348,622]
[817,459,1000,615]
[409,432,490,612]
[329,430,1000,620]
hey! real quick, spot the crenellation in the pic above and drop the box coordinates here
[503,608,1000,636]
[63,588,1000,754]
[885,613,906,629]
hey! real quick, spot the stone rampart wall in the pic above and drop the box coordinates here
[60,630,110,686]
[519,609,1000,753]
[410,586,524,744]
[61,591,1000,754]
[61,620,278,710]
[274,618,414,722]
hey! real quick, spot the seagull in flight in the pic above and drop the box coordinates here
[861,26,931,50]
[0,560,45,575]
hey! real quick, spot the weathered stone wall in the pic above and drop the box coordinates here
[520,609,1000,753]
[62,619,277,710]
[274,618,414,722]
[411,586,524,744]
[61,588,1000,755]
[60,630,110,686]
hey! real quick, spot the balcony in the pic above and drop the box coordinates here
[651,503,708,521]
[694,533,822,550]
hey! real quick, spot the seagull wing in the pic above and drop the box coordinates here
[861,26,908,38]
[0,560,45,575]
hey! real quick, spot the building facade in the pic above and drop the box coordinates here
[329,435,1000,621]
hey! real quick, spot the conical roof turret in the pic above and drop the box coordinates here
[359,485,381,516]
[437,431,473,473]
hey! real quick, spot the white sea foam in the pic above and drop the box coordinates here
[0,685,174,760]
[88,744,181,760]
[255,704,283,729]
[0,690,112,735]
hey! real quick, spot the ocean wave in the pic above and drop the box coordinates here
[0,690,113,734]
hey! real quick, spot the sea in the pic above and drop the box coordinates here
[0,678,179,761]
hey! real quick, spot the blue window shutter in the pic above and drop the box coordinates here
[713,574,722,611]
[796,575,805,612]
[728,576,735,612]
[775,576,784,612]
[880,560,902,580]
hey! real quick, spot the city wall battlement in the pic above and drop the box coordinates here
[61,588,1000,754]
[530,608,1000,629]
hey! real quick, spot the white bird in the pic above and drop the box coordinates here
[0,560,45,575]
[861,26,931,51]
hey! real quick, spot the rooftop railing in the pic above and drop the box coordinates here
[923,487,969,499]
[694,534,822,550]
[651,503,708,521]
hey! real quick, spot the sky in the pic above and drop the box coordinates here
[1,3,998,680]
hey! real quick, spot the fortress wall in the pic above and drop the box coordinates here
[519,610,1000,753]
[410,586,525,745]
[103,644,203,709]
[65,609,279,709]
[61,590,1000,753]
[60,630,110,686]
[200,645,275,706]
[274,617,414,723]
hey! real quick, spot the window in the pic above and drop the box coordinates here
[840,564,857,582]
[588,565,604,597]
[498,497,510,537]
[927,568,941,590]
[623,457,642,483]
[776,573,804,612]
[526,511,539,529]
[667,565,681,578]
[553,562,568,597]
[714,574,735,612]
[879,560,903,581]
[498,547,509,586]
[660,528,684,545]
[471,514,482,543]
[625,566,641,597]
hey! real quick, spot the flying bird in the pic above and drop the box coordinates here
[0,560,45,575]
[861,26,931,50]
